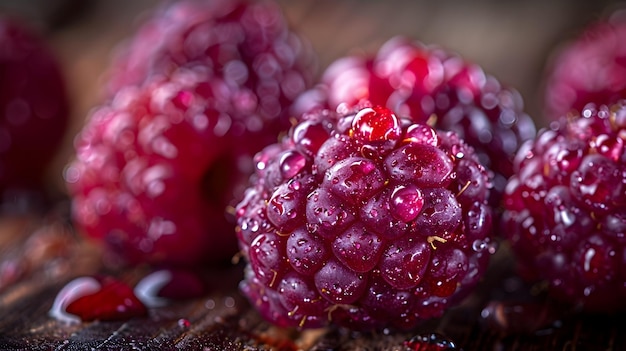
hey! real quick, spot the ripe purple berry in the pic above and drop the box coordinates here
[503,101,626,311]
[236,104,494,330]
[293,37,536,208]
[66,0,316,267]
[543,13,626,120]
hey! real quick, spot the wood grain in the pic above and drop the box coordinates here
[0,216,624,350]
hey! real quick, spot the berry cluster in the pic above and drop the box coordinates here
[236,104,494,329]
[55,0,626,332]
[293,37,536,205]
[65,0,315,267]
[503,102,626,311]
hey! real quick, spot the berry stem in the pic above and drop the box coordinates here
[428,236,447,250]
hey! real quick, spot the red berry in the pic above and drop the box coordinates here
[66,0,316,267]
[236,105,494,330]
[106,0,316,115]
[543,13,626,120]
[0,17,69,199]
[50,276,147,323]
[293,37,536,208]
[503,102,626,311]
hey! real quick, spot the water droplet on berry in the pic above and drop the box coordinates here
[472,239,487,252]
[279,151,307,179]
[390,184,424,222]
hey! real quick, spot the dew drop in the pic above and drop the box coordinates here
[279,151,306,179]
[472,239,487,252]
[390,184,424,222]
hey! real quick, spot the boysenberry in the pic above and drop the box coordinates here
[503,102,626,311]
[543,13,626,120]
[66,0,316,267]
[293,37,536,208]
[236,105,494,330]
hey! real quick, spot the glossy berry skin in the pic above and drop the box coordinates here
[293,37,536,207]
[67,67,278,267]
[544,14,626,120]
[502,102,626,311]
[0,17,69,197]
[66,0,315,267]
[236,104,494,330]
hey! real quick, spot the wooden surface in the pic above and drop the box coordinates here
[0,214,625,350]
[1,1,626,350]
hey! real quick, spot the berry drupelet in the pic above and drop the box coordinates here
[236,104,495,330]
[65,0,316,267]
[0,17,69,202]
[502,101,626,311]
[544,13,626,120]
[293,37,536,207]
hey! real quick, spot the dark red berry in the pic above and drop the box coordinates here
[503,102,626,311]
[66,0,316,267]
[0,17,69,200]
[404,332,459,351]
[105,0,316,119]
[293,36,536,208]
[50,275,147,323]
[543,13,626,120]
[236,105,494,330]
